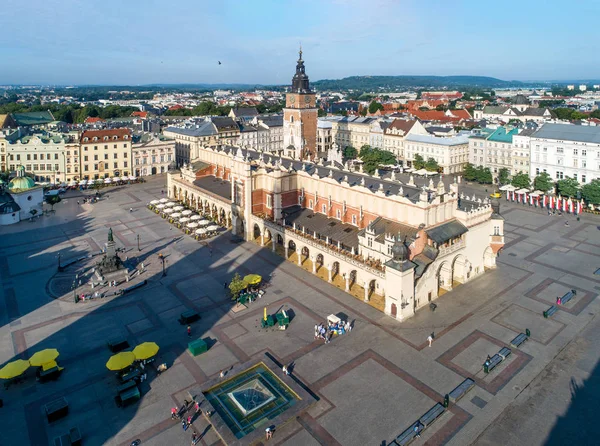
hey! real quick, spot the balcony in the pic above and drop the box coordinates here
[438,239,465,257]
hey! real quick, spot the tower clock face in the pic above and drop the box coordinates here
[290,96,295,103]
[305,96,311,104]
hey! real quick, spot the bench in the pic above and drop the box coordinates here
[543,305,558,318]
[449,378,475,403]
[107,336,130,353]
[419,403,446,427]
[119,368,141,383]
[178,310,201,325]
[511,333,528,348]
[45,397,69,423]
[498,347,512,360]
[117,379,138,394]
[559,289,576,305]
[396,421,424,446]
[484,354,502,374]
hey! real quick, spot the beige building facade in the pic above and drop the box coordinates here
[80,128,132,179]
[132,134,175,176]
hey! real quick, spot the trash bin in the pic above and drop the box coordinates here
[188,339,208,356]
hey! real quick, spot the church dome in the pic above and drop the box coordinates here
[391,237,409,262]
[8,166,35,191]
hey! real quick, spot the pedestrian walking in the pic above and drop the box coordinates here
[265,427,273,440]
[209,247,213,257]
[182,419,188,431]
[195,400,201,413]
[427,334,433,347]
[187,325,192,337]
[171,406,178,419]
[314,324,318,339]
[186,415,192,427]
[414,425,421,438]
[219,370,225,379]
[282,365,289,375]
[191,431,198,446]
[224,281,228,289]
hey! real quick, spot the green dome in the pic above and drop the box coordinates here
[8,176,36,191]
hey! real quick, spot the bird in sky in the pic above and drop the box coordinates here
[218,61,222,65]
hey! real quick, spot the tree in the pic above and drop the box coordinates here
[228,273,246,301]
[497,168,510,185]
[476,167,493,184]
[463,163,477,181]
[590,110,600,119]
[413,154,425,170]
[358,146,396,174]
[511,172,531,189]
[533,172,553,193]
[368,100,384,114]
[581,179,600,205]
[343,146,357,159]
[359,107,367,117]
[556,177,580,198]
[45,194,61,211]
[425,157,439,172]
[317,108,327,118]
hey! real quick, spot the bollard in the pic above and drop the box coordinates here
[444,394,449,408]
[526,328,531,337]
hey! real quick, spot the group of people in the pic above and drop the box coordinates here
[314,320,352,344]
[170,398,206,445]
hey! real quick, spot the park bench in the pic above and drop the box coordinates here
[559,289,576,305]
[449,378,475,403]
[419,403,446,427]
[396,421,424,446]
[45,397,69,423]
[484,354,502,374]
[107,336,130,353]
[179,310,201,325]
[119,368,141,383]
[543,305,558,318]
[511,333,528,348]
[498,347,511,360]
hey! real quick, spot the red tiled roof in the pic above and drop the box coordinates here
[386,118,418,134]
[131,111,148,118]
[421,92,463,100]
[168,105,184,110]
[84,117,104,123]
[81,128,132,143]
[408,109,471,122]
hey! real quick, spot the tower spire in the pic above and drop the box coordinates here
[299,44,303,61]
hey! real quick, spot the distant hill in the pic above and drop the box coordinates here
[311,75,523,90]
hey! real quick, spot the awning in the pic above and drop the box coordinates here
[425,220,468,245]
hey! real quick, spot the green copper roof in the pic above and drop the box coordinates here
[10,111,55,126]
[487,126,519,143]
[8,176,36,192]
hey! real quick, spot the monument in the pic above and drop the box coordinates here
[95,228,127,281]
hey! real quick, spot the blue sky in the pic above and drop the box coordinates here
[1,0,599,85]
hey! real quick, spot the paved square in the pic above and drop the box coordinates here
[1,176,599,446]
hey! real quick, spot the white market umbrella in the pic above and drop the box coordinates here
[198,219,210,226]
[112,177,121,182]
[150,200,160,205]
[190,215,202,221]
[156,204,166,209]
[95,178,103,183]
[69,180,77,186]
[164,202,176,207]
[181,209,193,216]
[195,228,207,235]
[187,222,199,228]
[179,217,190,223]
[159,198,169,203]
[173,206,184,211]
[529,191,540,197]
[164,208,175,214]
[104,178,112,183]
[516,188,529,194]
[170,212,182,218]
[499,184,514,191]
[128,176,137,181]
[207,225,219,231]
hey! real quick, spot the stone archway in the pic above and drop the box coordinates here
[349,270,357,289]
[287,240,296,259]
[483,247,496,269]
[253,223,262,241]
[437,261,453,295]
[332,261,340,280]
[301,246,309,265]
[316,254,324,272]
[452,254,469,285]
[391,303,397,317]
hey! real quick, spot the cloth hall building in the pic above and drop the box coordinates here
[167,51,504,321]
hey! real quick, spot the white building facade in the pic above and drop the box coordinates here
[132,135,175,176]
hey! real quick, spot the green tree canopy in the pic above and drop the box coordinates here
[413,154,425,170]
[317,108,327,117]
[425,157,439,172]
[45,194,61,211]
[556,177,580,198]
[581,179,600,205]
[358,146,396,174]
[368,101,384,114]
[497,168,510,185]
[228,273,246,301]
[476,166,493,184]
[343,146,358,159]
[533,172,554,192]
[511,172,531,189]
[463,163,477,181]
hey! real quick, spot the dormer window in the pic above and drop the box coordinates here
[93,137,98,141]
[124,135,129,140]
[83,137,89,142]
[113,135,118,140]
[103,136,108,141]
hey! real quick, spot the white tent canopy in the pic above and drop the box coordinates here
[159,198,169,203]
[179,217,190,223]
[187,222,199,228]
[171,212,182,218]
[150,200,160,205]
[499,185,516,191]
[516,188,530,194]
[173,206,184,211]
[190,215,202,221]
[164,202,176,207]
[181,209,193,216]
[198,219,210,226]
[206,225,219,231]
[413,169,428,176]
[195,228,207,235]
[164,208,175,214]
[156,204,166,209]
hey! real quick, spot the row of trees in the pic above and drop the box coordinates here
[0,102,142,124]
[413,154,440,172]
[358,145,396,174]
[464,163,600,205]
[552,108,600,121]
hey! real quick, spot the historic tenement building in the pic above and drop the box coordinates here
[167,53,504,321]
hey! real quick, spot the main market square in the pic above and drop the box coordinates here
[0,170,599,446]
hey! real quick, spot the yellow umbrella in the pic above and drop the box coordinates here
[29,349,59,367]
[0,359,30,379]
[133,342,160,360]
[106,352,136,371]
[243,274,262,285]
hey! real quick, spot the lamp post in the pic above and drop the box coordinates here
[158,253,166,277]
[57,252,62,271]
[137,234,141,252]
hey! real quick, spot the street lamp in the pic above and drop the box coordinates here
[158,253,166,277]
[57,252,62,271]
[137,234,141,252]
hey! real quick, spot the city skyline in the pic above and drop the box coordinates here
[1,0,600,85]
